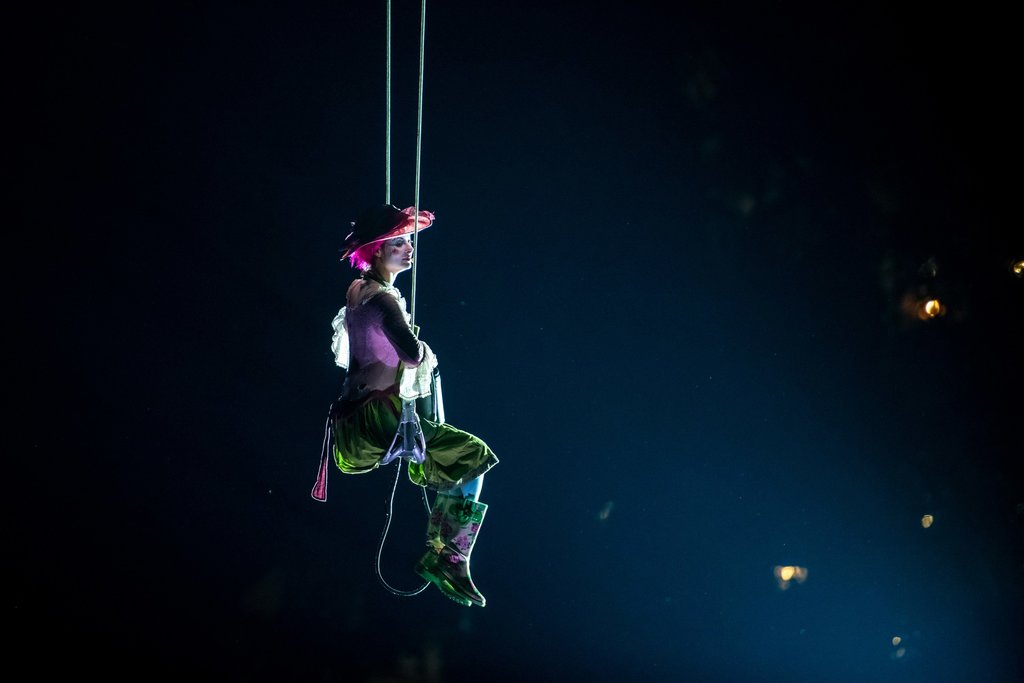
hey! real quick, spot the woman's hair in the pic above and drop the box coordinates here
[348,240,384,271]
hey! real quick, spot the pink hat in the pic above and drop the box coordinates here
[341,204,435,260]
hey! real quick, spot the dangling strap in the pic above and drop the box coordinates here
[311,407,333,502]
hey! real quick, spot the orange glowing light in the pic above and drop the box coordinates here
[1013,260,1024,277]
[773,565,809,589]
[916,298,945,320]
[921,514,934,528]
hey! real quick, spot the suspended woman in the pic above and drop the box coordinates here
[315,204,498,607]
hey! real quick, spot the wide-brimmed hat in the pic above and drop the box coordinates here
[341,204,435,260]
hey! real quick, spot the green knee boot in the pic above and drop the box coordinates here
[414,494,470,607]
[415,493,488,607]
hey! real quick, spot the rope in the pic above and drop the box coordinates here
[384,0,391,204]
[409,0,426,328]
[374,0,432,598]
[383,0,425,327]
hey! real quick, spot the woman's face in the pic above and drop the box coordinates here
[376,235,414,273]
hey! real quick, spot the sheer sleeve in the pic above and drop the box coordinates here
[368,293,424,367]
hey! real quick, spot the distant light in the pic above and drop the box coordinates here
[1013,260,1024,277]
[774,565,808,590]
[921,514,934,528]
[894,647,906,659]
[917,298,945,320]
[597,501,615,521]
[892,636,902,646]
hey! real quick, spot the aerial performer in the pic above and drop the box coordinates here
[312,203,499,607]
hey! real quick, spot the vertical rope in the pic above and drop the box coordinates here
[385,0,425,326]
[410,0,426,327]
[409,0,427,327]
[385,0,392,204]
[373,0,433,600]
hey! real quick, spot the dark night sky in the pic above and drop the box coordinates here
[13,2,1023,681]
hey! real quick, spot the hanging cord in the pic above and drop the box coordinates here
[375,460,433,596]
[375,0,432,598]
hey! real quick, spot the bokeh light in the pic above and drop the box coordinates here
[921,514,934,528]
[917,298,945,320]
[774,565,808,590]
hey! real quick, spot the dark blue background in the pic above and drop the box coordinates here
[14,2,1022,681]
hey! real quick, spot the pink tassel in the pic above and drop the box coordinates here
[311,416,331,502]
[311,452,328,501]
